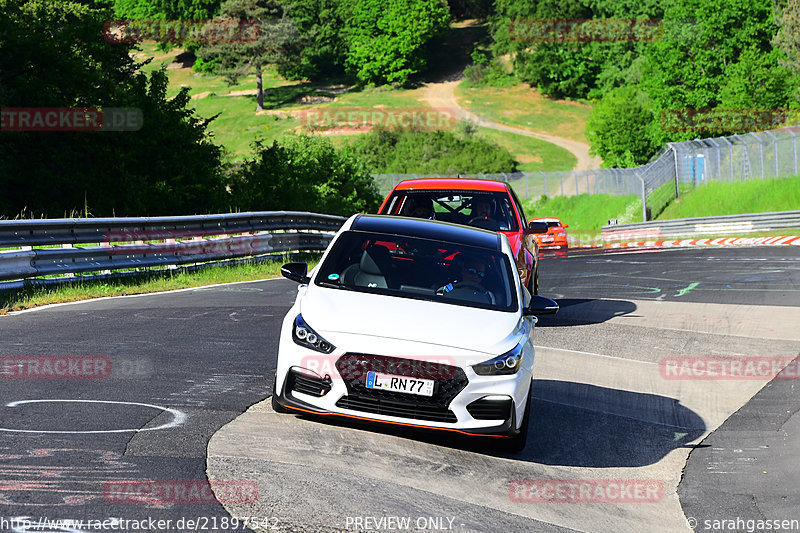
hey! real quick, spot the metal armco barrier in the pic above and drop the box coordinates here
[601,210,800,241]
[0,212,346,282]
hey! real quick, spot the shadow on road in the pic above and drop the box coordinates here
[534,298,638,327]
[290,380,704,467]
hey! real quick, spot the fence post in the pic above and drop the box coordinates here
[749,132,765,179]
[668,143,680,197]
[721,136,734,181]
[634,171,647,222]
[764,131,778,178]
[541,171,547,197]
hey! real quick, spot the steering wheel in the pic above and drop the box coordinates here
[451,283,496,305]
[467,216,498,229]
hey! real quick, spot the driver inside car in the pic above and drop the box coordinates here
[436,254,496,305]
[467,198,500,230]
[402,196,435,219]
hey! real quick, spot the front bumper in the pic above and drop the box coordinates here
[273,353,529,438]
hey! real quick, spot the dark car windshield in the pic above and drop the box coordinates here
[314,231,518,312]
[381,190,519,232]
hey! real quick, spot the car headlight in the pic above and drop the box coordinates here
[472,342,524,376]
[292,314,335,354]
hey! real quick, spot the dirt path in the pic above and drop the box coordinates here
[421,80,602,171]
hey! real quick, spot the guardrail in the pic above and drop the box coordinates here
[601,210,800,241]
[0,212,346,283]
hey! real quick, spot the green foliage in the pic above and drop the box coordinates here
[113,0,222,19]
[348,129,518,174]
[229,135,381,215]
[274,0,346,80]
[339,0,451,85]
[448,0,493,20]
[586,85,658,167]
[490,0,663,99]
[0,0,226,217]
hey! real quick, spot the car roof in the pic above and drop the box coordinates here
[391,178,510,192]
[351,214,501,251]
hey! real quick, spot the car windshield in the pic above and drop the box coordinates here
[382,190,519,232]
[545,221,561,228]
[314,231,518,312]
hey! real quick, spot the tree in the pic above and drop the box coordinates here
[274,0,346,80]
[490,0,664,99]
[229,135,381,215]
[586,85,658,167]
[0,0,226,217]
[774,0,800,73]
[197,0,297,111]
[338,0,450,85]
[642,0,795,145]
[113,0,223,20]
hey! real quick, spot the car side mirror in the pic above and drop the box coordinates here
[527,221,549,234]
[523,295,559,316]
[281,262,311,284]
[564,224,569,228]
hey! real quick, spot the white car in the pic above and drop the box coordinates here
[272,214,558,452]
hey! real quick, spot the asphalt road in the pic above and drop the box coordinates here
[0,245,798,533]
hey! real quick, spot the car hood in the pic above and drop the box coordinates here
[300,285,524,355]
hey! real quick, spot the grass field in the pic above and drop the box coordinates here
[656,176,800,220]
[476,128,576,172]
[455,84,593,143]
[0,257,319,314]
[522,193,642,231]
[133,43,586,168]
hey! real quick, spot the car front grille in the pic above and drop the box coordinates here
[334,353,468,423]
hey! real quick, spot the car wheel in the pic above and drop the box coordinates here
[499,380,532,454]
[271,379,290,414]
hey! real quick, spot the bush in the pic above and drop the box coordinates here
[348,129,518,174]
[229,135,381,216]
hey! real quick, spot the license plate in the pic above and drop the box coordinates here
[365,371,434,397]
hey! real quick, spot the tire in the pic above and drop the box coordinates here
[271,379,290,414]
[499,381,532,454]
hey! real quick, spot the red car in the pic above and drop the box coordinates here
[378,179,548,294]
[529,217,569,249]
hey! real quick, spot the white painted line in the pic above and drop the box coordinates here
[1,399,186,434]
[2,277,284,318]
